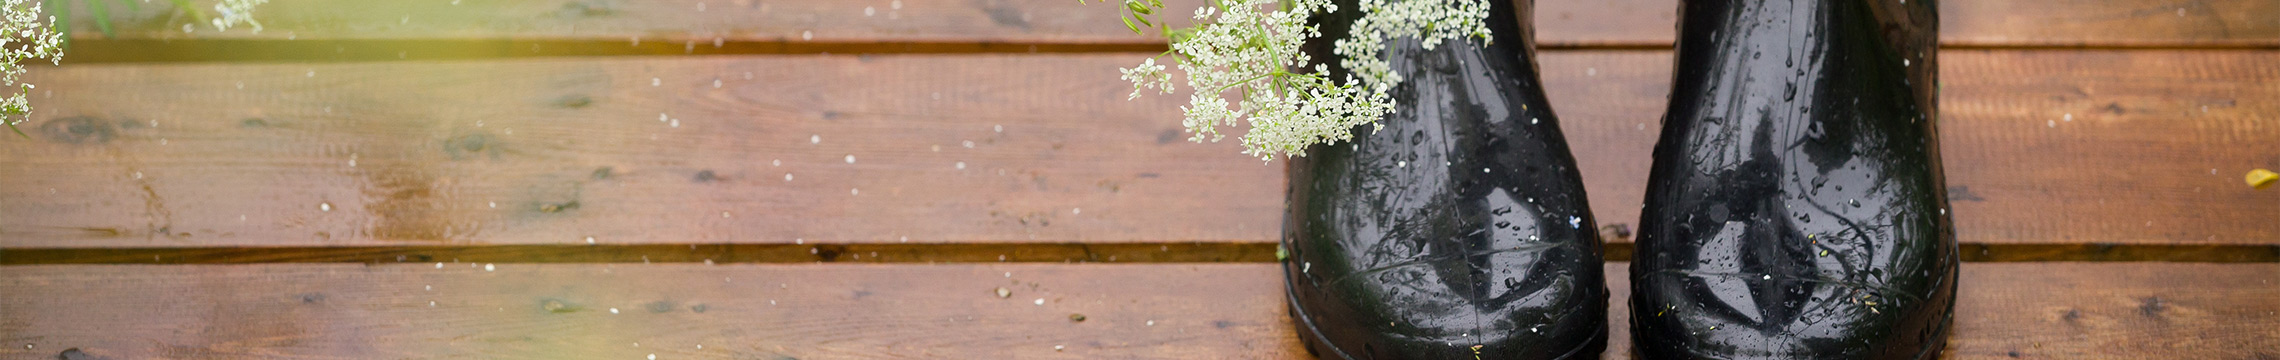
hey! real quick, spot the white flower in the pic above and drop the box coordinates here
[0,0,63,132]
[1336,0,1493,92]
[211,0,269,33]
[1116,0,1490,161]
[1119,58,1172,100]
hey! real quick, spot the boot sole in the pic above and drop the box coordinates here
[1285,283,1608,360]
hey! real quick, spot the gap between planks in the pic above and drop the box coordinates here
[4,242,2277,265]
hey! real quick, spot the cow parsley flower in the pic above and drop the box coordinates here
[212,0,269,32]
[1336,0,1492,91]
[0,0,63,134]
[1113,0,1490,161]
[1120,58,1171,100]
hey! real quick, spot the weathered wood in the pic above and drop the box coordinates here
[1603,263,2280,359]
[1,263,2273,359]
[1942,0,2280,48]
[0,54,1283,247]
[1537,0,2280,48]
[1539,50,2280,247]
[0,263,1304,359]
[3,51,2274,249]
[65,0,1209,62]
[51,0,2280,63]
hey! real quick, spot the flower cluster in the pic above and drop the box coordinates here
[0,0,63,133]
[1334,0,1491,91]
[211,0,269,32]
[1117,0,1490,161]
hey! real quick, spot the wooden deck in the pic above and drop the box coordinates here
[1,0,2275,358]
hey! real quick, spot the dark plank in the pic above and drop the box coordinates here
[4,51,2274,249]
[2,263,2274,358]
[53,0,2280,62]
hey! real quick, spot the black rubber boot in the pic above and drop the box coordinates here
[1629,0,1956,359]
[1282,1,1608,359]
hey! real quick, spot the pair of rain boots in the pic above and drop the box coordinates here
[1280,0,1957,359]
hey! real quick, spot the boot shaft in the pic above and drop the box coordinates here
[1632,0,1957,358]
[1281,1,1610,358]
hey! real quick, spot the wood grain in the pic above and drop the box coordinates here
[1942,0,2280,48]
[1602,263,2280,359]
[49,0,2280,63]
[1537,0,2280,49]
[0,54,1284,247]
[1,263,2272,359]
[3,51,2275,249]
[1537,50,2280,247]
[0,263,1305,359]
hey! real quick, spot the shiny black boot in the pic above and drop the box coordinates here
[1282,1,1607,358]
[1629,0,1956,359]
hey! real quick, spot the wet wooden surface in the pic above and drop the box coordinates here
[1,0,2276,359]
[1,263,2274,359]
[3,51,2274,249]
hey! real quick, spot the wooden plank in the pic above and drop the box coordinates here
[2,263,2274,358]
[51,0,2280,62]
[1538,50,2280,247]
[4,51,2275,249]
[0,54,1284,247]
[1537,0,2280,49]
[1942,0,2280,48]
[1603,263,2280,359]
[0,263,1305,359]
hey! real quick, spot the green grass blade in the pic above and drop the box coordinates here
[86,0,111,38]
[167,0,206,23]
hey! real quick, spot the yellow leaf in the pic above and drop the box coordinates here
[2248,169,2279,189]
